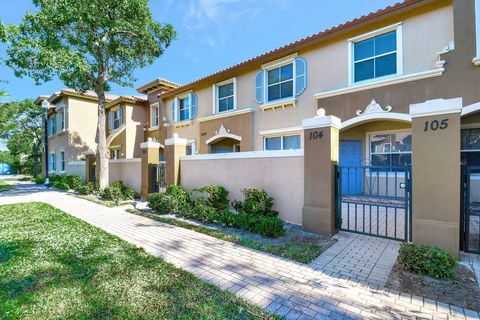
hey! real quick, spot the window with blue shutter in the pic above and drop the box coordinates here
[190,93,198,119]
[295,57,307,96]
[254,70,264,104]
[172,99,178,122]
[108,111,113,130]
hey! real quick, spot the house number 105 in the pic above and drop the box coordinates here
[424,119,449,132]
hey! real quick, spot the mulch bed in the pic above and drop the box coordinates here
[385,263,480,312]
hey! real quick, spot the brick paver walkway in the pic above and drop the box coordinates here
[1,182,479,320]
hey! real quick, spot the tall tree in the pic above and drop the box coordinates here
[0,100,43,176]
[2,0,175,188]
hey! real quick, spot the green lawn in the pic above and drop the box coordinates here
[131,211,324,264]
[0,180,13,192]
[0,203,277,319]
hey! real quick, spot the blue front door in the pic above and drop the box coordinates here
[340,141,363,195]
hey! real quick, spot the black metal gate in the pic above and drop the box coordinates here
[335,165,412,241]
[150,161,166,193]
[461,166,480,254]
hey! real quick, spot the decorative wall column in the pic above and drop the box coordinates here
[302,109,341,235]
[165,133,187,186]
[410,98,462,258]
[140,138,161,199]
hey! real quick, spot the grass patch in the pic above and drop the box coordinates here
[70,194,134,207]
[130,210,324,264]
[0,202,277,319]
[0,180,13,192]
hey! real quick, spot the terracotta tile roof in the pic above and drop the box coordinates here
[58,89,120,102]
[136,77,181,94]
[158,0,428,99]
[106,95,148,107]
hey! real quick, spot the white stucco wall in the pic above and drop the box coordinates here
[109,159,142,193]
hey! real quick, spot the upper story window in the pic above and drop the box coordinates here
[173,93,198,122]
[349,24,402,84]
[59,111,65,131]
[108,107,123,131]
[48,116,56,136]
[213,78,236,113]
[264,134,301,151]
[368,131,411,168]
[150,103,159,128]
[255,55,307,104]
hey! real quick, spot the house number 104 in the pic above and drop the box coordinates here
[309,130,324,140]
[424,119,449,132]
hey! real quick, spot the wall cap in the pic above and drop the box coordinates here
[140,137,163,149]
[109,158,141,163]
[165,133,188,146]
[303,111,341,130]
[410,98,462,118]
[182,149,303,161]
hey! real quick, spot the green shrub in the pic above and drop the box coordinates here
[232,188,278,217]
[148,193,175,213]
[52,181,70,190]
[76,183,95,195]
[65,175,82,190]
[99,181,136,201]
[195,185,229,210]
[398,243,457,279]
[34,175,46,184]
[49,174,83,190]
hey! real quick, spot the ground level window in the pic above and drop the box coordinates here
[110,149,120,160]
[264,134,301,151]
[461,128,480,166]
[369,131,411,167]
[60,151,65,171]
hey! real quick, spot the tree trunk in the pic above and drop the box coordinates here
[95,90,109,189]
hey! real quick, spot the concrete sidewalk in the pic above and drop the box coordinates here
[0,182,478,320]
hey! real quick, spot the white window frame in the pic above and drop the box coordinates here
[348,23,403,86]
[260,53,297,104]
[49,116,57,136]
[49,152,56,173]
[212,78,237,114]
[59,150,65,173]
[111,107,122,130]
[150,103,160,128]
[263,134,301,151]
[110,148,121,160]
[366,129,411,168]
[178,95,191,122]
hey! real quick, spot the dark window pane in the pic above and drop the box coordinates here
[280,80,293,99]
[375,53,397,78]
[391,153,412,166]
[375,31,396,55]
[218,83,234,98]
[180,109,189,121]
[371,154,389,166]
[268,68,280,85]
[354,59,375,82]
[462,151,480,166]
[219,97,234,112]
[268,84,280,101]
[280,64,293,81]
[462,128,480,150]
[283,135,300,149]
[265,137,281,150]
[354,38,374,61]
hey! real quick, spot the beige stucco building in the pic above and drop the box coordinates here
[41,0,480,258]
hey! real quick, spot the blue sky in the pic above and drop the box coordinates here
[0,0,399,102]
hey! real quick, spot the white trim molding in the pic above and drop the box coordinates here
[182,149,303,161]
[259,98,296,112]
[109,158,141,164]
[68,161,86,166]
[212,77,237,115]
[205,125,242,145]
[475,0,480,66]
[198,108,254,122]
[410,98,463,118]
[140,138,163,149]
[341,112,411,131]
[259,126,303,136]
[461,101,480,116]
[261,53,298,70]
[165,133,188,146]
[315,68,444,100]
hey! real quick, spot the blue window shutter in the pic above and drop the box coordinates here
[254,70,264,104]
[108,111,113,130]
[190,93,198,119]
[173,98,178,122]
[119,108,123,126]
[295,57,307,96]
